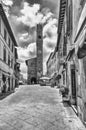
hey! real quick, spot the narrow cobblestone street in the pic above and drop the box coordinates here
[0,85,85,130]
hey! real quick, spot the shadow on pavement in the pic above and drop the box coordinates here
[0,91,14,100]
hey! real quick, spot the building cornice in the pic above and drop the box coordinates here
[58,0,66,34]
[56,0,66,51]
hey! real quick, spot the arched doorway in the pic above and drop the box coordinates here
[31,77,37,84]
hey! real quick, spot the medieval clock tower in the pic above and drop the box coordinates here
[36,24,43,82]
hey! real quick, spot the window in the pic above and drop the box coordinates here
[8,38,10,48]
[4,29,7,41]
[71,68,76,100]
[3,46,6,62]
[63,36,67,56]
[8,53,10,66]
[12,43,14,52]
[11,58,13,68]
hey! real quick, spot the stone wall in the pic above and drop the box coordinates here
[26,58,37,84]
[72,0,86,122]
[36,24,43,81]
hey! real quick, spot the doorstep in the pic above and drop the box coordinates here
[62,96,78,115]
[83,121,86,127]
[71,105,78,115]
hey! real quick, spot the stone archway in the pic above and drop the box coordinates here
[31,77,37,84]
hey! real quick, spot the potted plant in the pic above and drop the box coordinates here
[59,85,69,97]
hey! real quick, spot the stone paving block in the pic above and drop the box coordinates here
[37,122,53,130]
[17,113,31,121]
[0,86,86,130]
[0,120,14,130]
[25,116,41,127]
[10,119,34,130]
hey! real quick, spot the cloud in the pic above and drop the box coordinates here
[3,0,13,6]
[12,0,23,6]
[16,3,57,77]
[41,0,59,16]
[17,43,36,78]
[43,18,57,37]
[8,1,57,49]
[17,19,57,76]
[20,62,27,73]
[20,62,27,79]
[2,0,59,78]
[17,42,36,61]
[18,27,36,47]
[25,0,40,4]
[17,2,42,27]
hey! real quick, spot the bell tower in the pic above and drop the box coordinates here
[36,24,43,82]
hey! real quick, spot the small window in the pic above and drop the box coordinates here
[8,38,10,48]
[12,43,14,52]
[11,58,13,68]
[3,46,6,62]
[38,35,41,39]
[4,29,7,41]
[8,53,10,66]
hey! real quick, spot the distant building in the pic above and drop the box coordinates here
[26,57,37,84]
[26,24,43,84]
[46,50,58,86]
[14,60,20,87]
[46,52,53,78]
[0,3,18,93]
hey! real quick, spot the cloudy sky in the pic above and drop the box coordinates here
[2,0,59,79]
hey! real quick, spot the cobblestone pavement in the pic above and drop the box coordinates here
[0,85,86,130]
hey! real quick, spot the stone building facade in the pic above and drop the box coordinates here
[55,0,86,124]
[73,0,86,123]
[14,60,20,88]
[46,52,54,78]
[0,3,18,93]
[46,51,58,86]
[26,57,37,84]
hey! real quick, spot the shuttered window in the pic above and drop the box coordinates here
[63,36,67,56]
[8,53,10,66]
[67,0,73,36]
